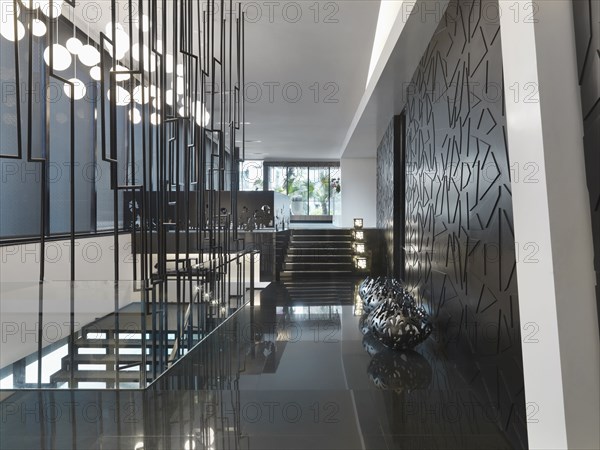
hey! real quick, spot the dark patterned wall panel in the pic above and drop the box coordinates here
[573,0,600,323]
[403,0,526,445]
[376,119,395,273]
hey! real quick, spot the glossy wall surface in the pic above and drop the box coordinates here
[402,0,526,446]
[376,119,395,273]
[573,0,600,323]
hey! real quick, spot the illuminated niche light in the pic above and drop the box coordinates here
[355,257,367,270]
[354,243,365,254]
[353,218,364,229]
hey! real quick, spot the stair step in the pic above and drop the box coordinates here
[50,369,150,383]
[280,271,354,278]
[75,338,177,348]
[292,235,351,241]
[285,261,353,271]
[63,353,168,364]
[291,229,351,235]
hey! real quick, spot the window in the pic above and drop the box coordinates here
[263,163,340,220]
[240,160,263,191]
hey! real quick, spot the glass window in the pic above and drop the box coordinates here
[240,160,263,191]
[309,167,330,216]
[267,166,287,194]
[288,167,308,216]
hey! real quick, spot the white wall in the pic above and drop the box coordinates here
[499,1,600,448]
[336,157,377,228]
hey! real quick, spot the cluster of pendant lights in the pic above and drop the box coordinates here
[1,0,210,127]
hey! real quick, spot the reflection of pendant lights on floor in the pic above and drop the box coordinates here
[43,44,71,71]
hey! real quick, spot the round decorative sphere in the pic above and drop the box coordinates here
[362,332,386,357]
[365,297,432,350]
[367,347,432,393]
[358,314,370,336]
[360,276,405,313]
[43,44,71,71]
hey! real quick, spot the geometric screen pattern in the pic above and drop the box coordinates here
[403,0,526,445]
[573,0,600,324]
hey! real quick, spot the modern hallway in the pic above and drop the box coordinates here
[0,280,518,450]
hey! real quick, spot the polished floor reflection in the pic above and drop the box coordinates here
[0,281,522,449]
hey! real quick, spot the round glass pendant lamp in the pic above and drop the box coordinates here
[129,108,141,124]
[31,18,46,37]
[63,78,86,100]
[89,66,101,81]
[78,44,100,67]
[103,22,130,60]
[66,37,83,55]
[43,44,72,71]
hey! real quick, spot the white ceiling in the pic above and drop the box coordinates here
[243,1,380,161]
[66,0,380,161]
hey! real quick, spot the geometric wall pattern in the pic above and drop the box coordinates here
[572,0,600,324]
[403,0,526,445]
[376,119,395,274]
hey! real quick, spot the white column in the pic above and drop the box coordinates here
[499,1,600,449]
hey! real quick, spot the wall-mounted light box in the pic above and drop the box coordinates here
[354,242,365,254]
[353,218,363,229]
[355,257,367,270]
[353,230,364,241]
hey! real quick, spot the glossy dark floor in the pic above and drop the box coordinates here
[0,281,522,450]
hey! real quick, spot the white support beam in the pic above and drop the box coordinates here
[499,1,600,448]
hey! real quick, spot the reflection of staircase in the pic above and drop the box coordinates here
[49,303,199,387]
[280,229,354,279]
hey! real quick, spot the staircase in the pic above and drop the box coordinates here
[49,303,201,388]
[277,229,356,304]
[280,229,354,279]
